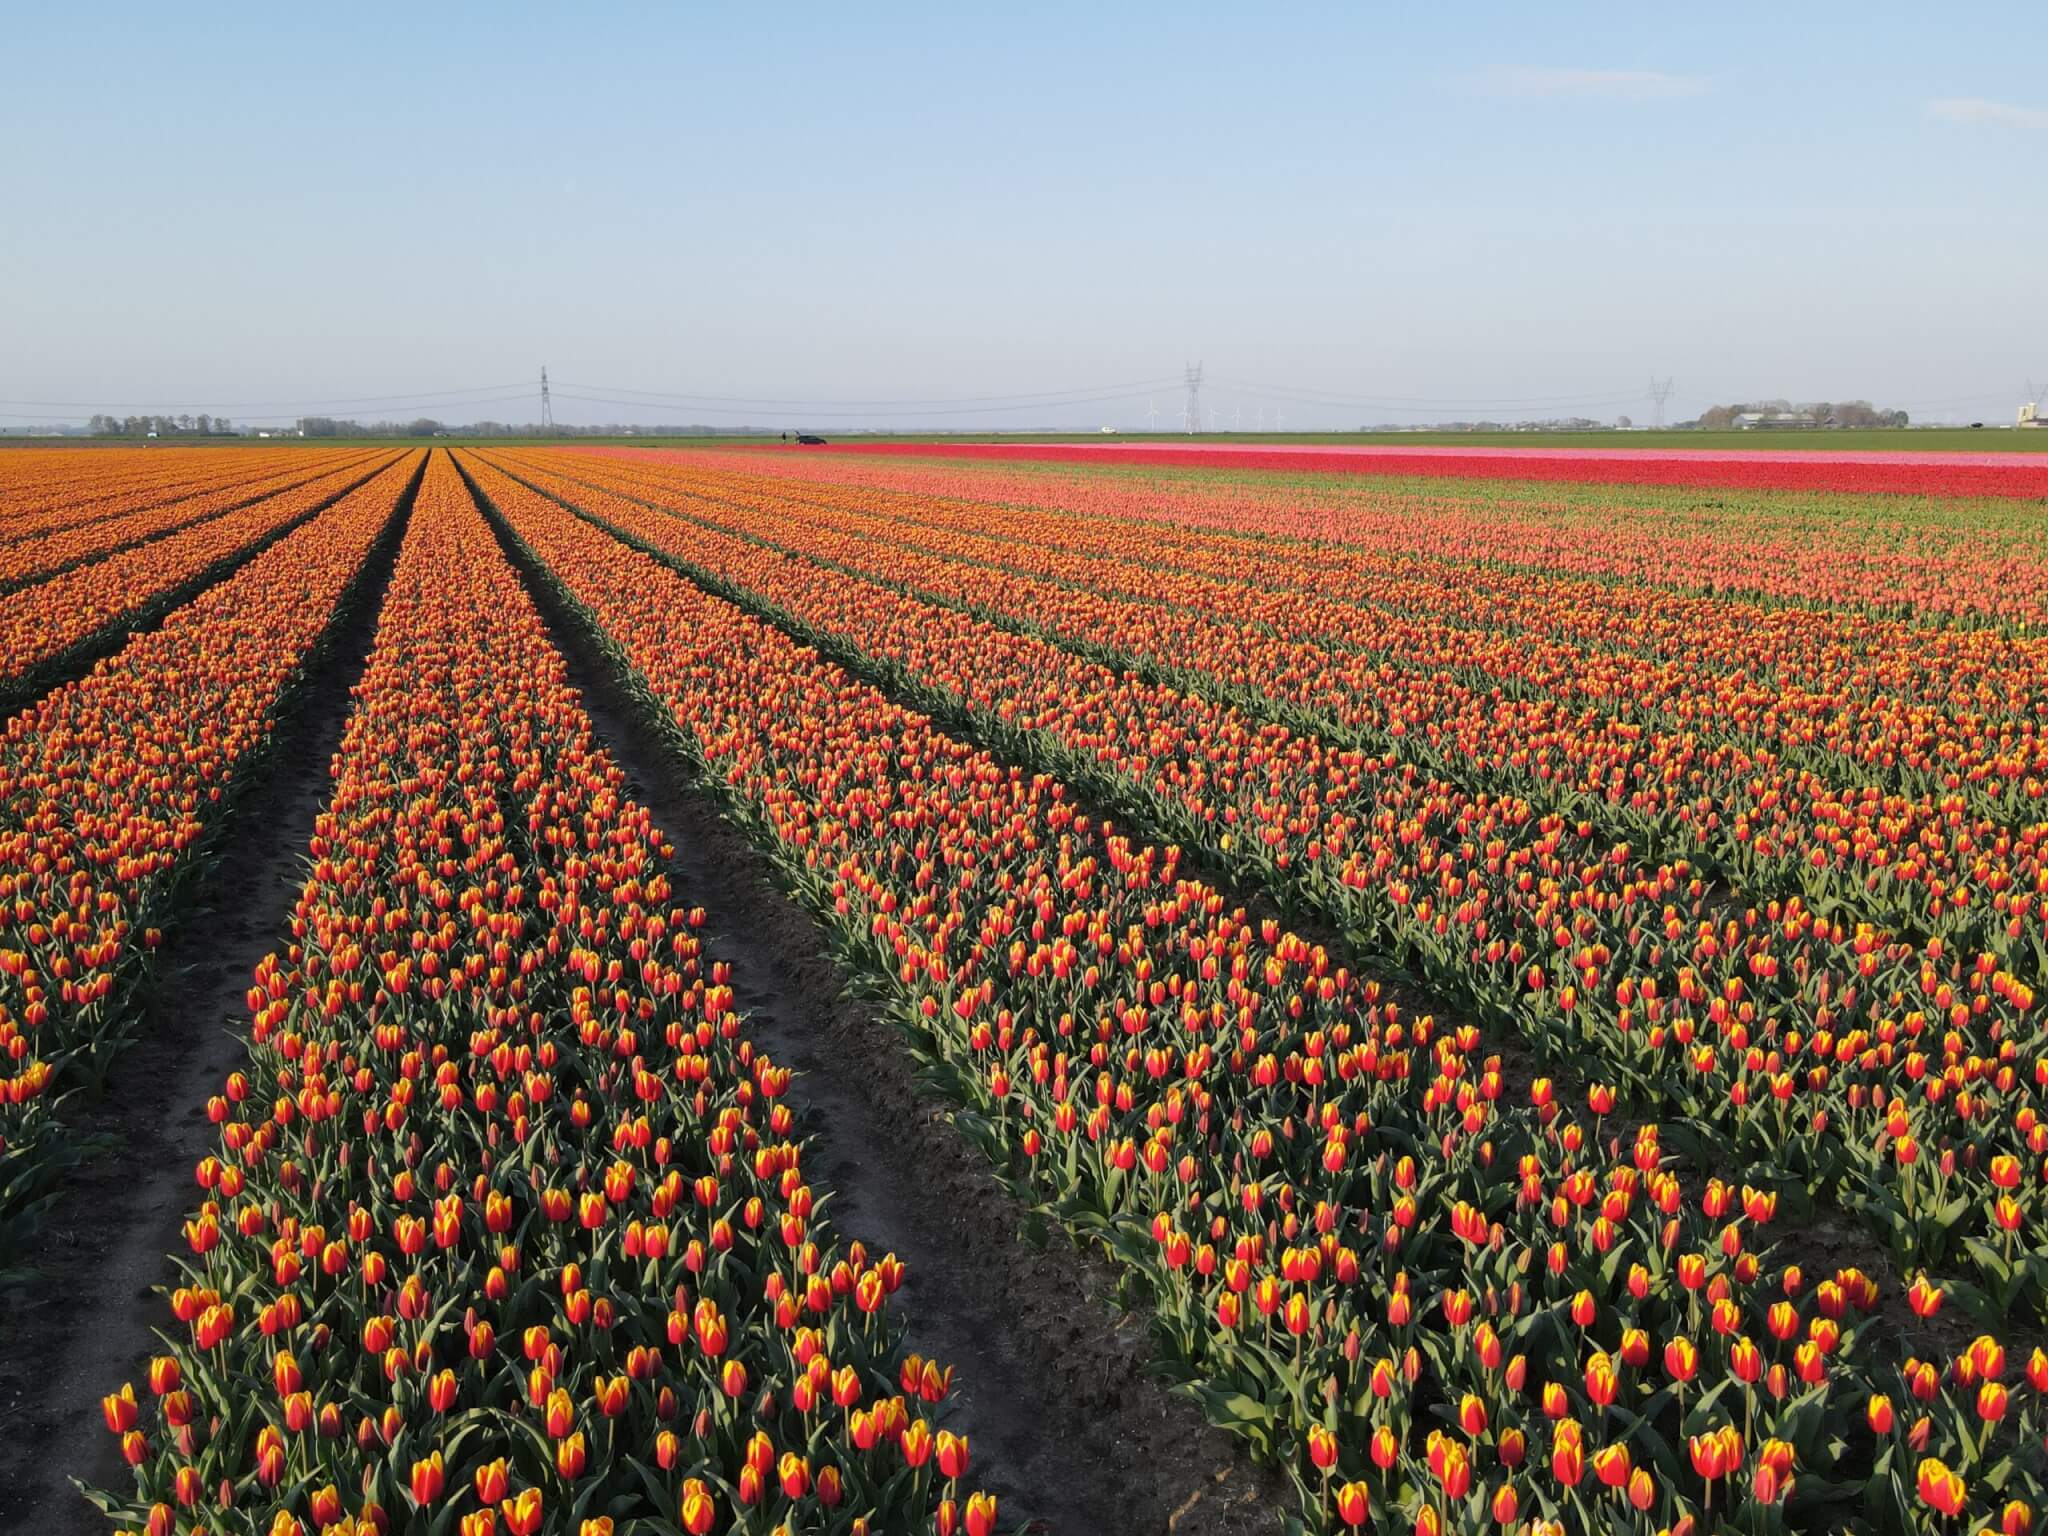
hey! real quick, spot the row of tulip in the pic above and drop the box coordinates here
[577,448,2046,737]
[0,450,383,591]
[463,451,2048,1534]
[0,452,421,1250]
[789,440,2048,511]
[90,452,989,1536]
[521,453,2048,1111]
[0,449,208,526]
[0,448,357,537]
[0,453,404,708]
[473,452,2045,1312]
[604,445,2048,627]
[532,452,2047,894]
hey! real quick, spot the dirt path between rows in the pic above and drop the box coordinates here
[496,507,1289,1536]
[0,485,416,1533]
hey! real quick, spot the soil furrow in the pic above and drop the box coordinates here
[477,471,1288,1536]
[0,464,421,1534]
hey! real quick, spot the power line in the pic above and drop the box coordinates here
[1885,389,2031,411]
[1208,377,1650,412]
[9,371,2030,428]
[0,384,533,411]
[0,377,1176,425]
[1212,377,1646,405]
[549,385,1170,420]
[0,403,522,425]
[551,376,1182,408]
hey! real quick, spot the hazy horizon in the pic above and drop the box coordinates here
[4,2,2042,431]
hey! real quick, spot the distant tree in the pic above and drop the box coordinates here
[1615,415,1632,429]
[1834,400,1896,428]
[1696,398,1903,430]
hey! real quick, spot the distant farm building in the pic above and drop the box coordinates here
[1734,411,1825,430]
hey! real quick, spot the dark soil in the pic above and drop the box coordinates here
[0,482,415,1533]
[497,503,1290,1535]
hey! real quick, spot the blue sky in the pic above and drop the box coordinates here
[2,2,2041,429]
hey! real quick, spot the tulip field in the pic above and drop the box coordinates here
[2,442,2046,1536]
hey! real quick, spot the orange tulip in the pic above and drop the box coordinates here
[475,1459,509,1504]
[1917,1457,1966,1519]
[101,1384,139,1435]
[679,1479,715,1535]
[1334,1481,1370,1527]
[501,1489,545,1536]
[901,1419,933,1468]
[409,1451,445,1506]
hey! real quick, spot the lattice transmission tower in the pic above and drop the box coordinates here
[1648,376,1674,430]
